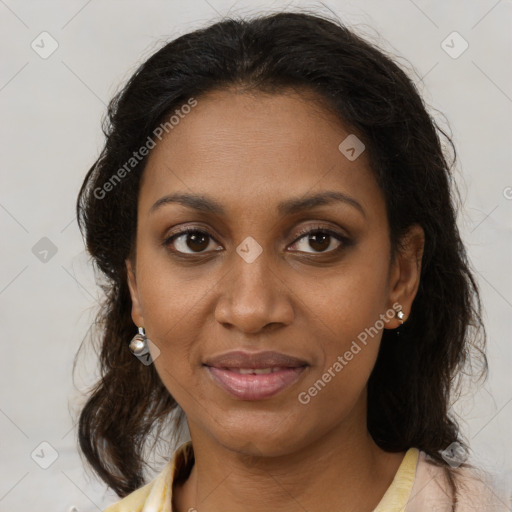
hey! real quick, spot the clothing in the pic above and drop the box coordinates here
[104,441,511,511]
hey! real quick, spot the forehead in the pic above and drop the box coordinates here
[139,88,383,218]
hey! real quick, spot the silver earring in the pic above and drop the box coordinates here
[129,327,148,355]
[397,309,405,324]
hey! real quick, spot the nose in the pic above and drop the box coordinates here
[214,245,294,334]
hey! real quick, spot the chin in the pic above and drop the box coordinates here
[207,412,310,457]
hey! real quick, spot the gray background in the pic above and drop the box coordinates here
[0,0,511,510]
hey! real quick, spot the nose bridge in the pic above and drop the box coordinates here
[233,240,272,291]
[214,238,293,332]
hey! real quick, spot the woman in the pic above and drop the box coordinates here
[75,11,510,512]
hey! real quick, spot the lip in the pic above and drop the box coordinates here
[203,350,309,400]
[203,350,308,369]
[205,366,307,400]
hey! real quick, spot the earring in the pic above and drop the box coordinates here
[396,309,405,324]
[129,327,148,355]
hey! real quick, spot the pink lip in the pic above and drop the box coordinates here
[203,350,308,369]
[205,366,307,400]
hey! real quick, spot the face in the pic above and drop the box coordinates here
[126,88,423,456]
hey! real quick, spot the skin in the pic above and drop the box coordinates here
[126,88,425,512]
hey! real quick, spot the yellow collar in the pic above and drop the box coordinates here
[105,442,419,512]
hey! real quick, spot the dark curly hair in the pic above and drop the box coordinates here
[74,10,487,507]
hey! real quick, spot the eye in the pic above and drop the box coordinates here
[289,227,346,254]
[164,228,222,254]
[164,225,348,256]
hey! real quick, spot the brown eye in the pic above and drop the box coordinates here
[289,229,345,254]
[166,229,221,254]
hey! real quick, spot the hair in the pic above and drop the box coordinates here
[75,10,487,507]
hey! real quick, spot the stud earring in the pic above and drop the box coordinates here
[396,309,405,324]
[129,327,148,355]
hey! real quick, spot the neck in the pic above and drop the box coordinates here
[173,404,406,512]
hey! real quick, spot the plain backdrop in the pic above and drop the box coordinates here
[0,1,511,510]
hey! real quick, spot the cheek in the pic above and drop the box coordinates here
[301,239,391,340]
[133,248,214,385]
[295,239,390,397]
[135,238,218,330]
[297,286,385,419]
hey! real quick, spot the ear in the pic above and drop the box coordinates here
[125,258,145,327]
[386,224,425,328]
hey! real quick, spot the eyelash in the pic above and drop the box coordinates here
[163,225,349,256]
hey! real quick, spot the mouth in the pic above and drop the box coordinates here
[202,350,309,400]
[204,365,308,400]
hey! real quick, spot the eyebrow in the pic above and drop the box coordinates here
[150,191,366,218]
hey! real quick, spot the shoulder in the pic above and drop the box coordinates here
[101,441,193,512]
[406,451,511,512]
[102,458,176,512]
[103,481,155,512]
